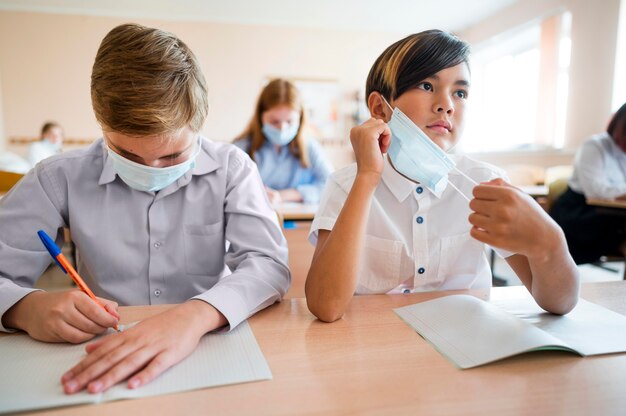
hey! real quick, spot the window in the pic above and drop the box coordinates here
[460,12,572,153]
[613,0,626,111]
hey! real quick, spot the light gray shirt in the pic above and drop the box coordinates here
[569,132,626,199]
[0,137,290,332]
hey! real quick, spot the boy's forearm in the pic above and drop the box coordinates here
[527,231,580,315]
[306,175,378,321]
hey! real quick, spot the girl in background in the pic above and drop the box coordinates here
[234,79,332,204]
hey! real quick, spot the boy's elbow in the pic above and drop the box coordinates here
[305,295,345,323]
[540,294,579,316]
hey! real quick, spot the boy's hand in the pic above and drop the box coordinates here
[350,118,392,185]
[2,290,119,343]
[468,178,563,261]
[61,300,226,394]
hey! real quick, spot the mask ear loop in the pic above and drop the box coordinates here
[381,92,479,202]
[447,167,479,202]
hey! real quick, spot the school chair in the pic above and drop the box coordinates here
[0,170,24,194]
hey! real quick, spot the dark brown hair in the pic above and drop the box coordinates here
[40,121,61,139]
[366,30,470,102]
[607,102,626,146]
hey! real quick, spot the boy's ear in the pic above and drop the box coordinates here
[367,92,390,122]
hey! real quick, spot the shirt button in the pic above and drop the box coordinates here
[418,267,425,274]
[154,289,161,297]
[402,288,411,294]
[416,216,424,224]
[154,242,162,248]
[416,187,423,194]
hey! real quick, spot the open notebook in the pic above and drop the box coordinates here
[0,321,271,414]
[394,294,626,369]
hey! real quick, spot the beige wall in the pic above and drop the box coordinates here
[0,10,400,153]
[0,2,622,171]
[460,0,622,152]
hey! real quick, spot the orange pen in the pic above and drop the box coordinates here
[38,230,119,331]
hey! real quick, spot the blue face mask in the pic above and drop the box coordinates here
[262,122,300,146]
[382,96,458,198]
[106,139,201,193]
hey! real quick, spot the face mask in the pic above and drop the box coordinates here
[381,96,476,200]
[262,122,299,146]
[381,97,455,197]
[106,139,201,192]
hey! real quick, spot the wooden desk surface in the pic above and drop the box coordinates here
[26,282,626,415]
[587,198,626,209]
[519,185,549,198]
[275,202,318,221]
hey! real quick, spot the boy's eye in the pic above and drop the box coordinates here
[417,82,433,92]
[455,90,468,99]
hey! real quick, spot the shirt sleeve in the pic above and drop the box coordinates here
[573,140,626,199]
[308,171,349,246]
[296,139,334,204]
[0,163,68,332]
[191,150,290,330]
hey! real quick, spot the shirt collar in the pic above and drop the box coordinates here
[381,156,421,202]
[98,136,220,186]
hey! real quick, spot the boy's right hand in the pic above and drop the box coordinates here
[2,290,119,344]
[350,118,392,184]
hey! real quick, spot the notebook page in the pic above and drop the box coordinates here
[394,295,572,369]
[0,336,101,414]
[0,321,271,414]
[492,296,626,356]
[104,320,272,401]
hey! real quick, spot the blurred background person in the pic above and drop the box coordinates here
[27,121,64,167]
[551,102,626,264]
[234,79,332,204]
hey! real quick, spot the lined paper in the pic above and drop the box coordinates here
[0,321,271,414]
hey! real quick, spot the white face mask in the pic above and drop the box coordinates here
[381,96,477,200]
[262,121,300,146]
[105,139,201,193]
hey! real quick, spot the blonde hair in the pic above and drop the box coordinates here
[235,79,309,168]
[91,23,208,136]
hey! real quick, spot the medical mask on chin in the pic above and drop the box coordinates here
[262,122,300,146]
[105,139,201,193]
[381,96,476,200]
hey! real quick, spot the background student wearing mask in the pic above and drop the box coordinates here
[234,79,333,204]
[27,121,64,167]
[551,102,626,264]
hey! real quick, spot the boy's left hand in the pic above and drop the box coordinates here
[61,300,226,394]
[468,178,562,260]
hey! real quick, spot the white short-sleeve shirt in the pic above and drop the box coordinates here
[309,155,511,294]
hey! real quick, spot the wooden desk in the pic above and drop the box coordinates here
[275,202,318,221]
[520,185,549,198]
[23,281,626,415]
[587,198,626,210]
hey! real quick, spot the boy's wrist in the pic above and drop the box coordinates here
[177,300,228,336]
[354,171,381,190]
[525,226,566,265]
[2,291,42,331]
